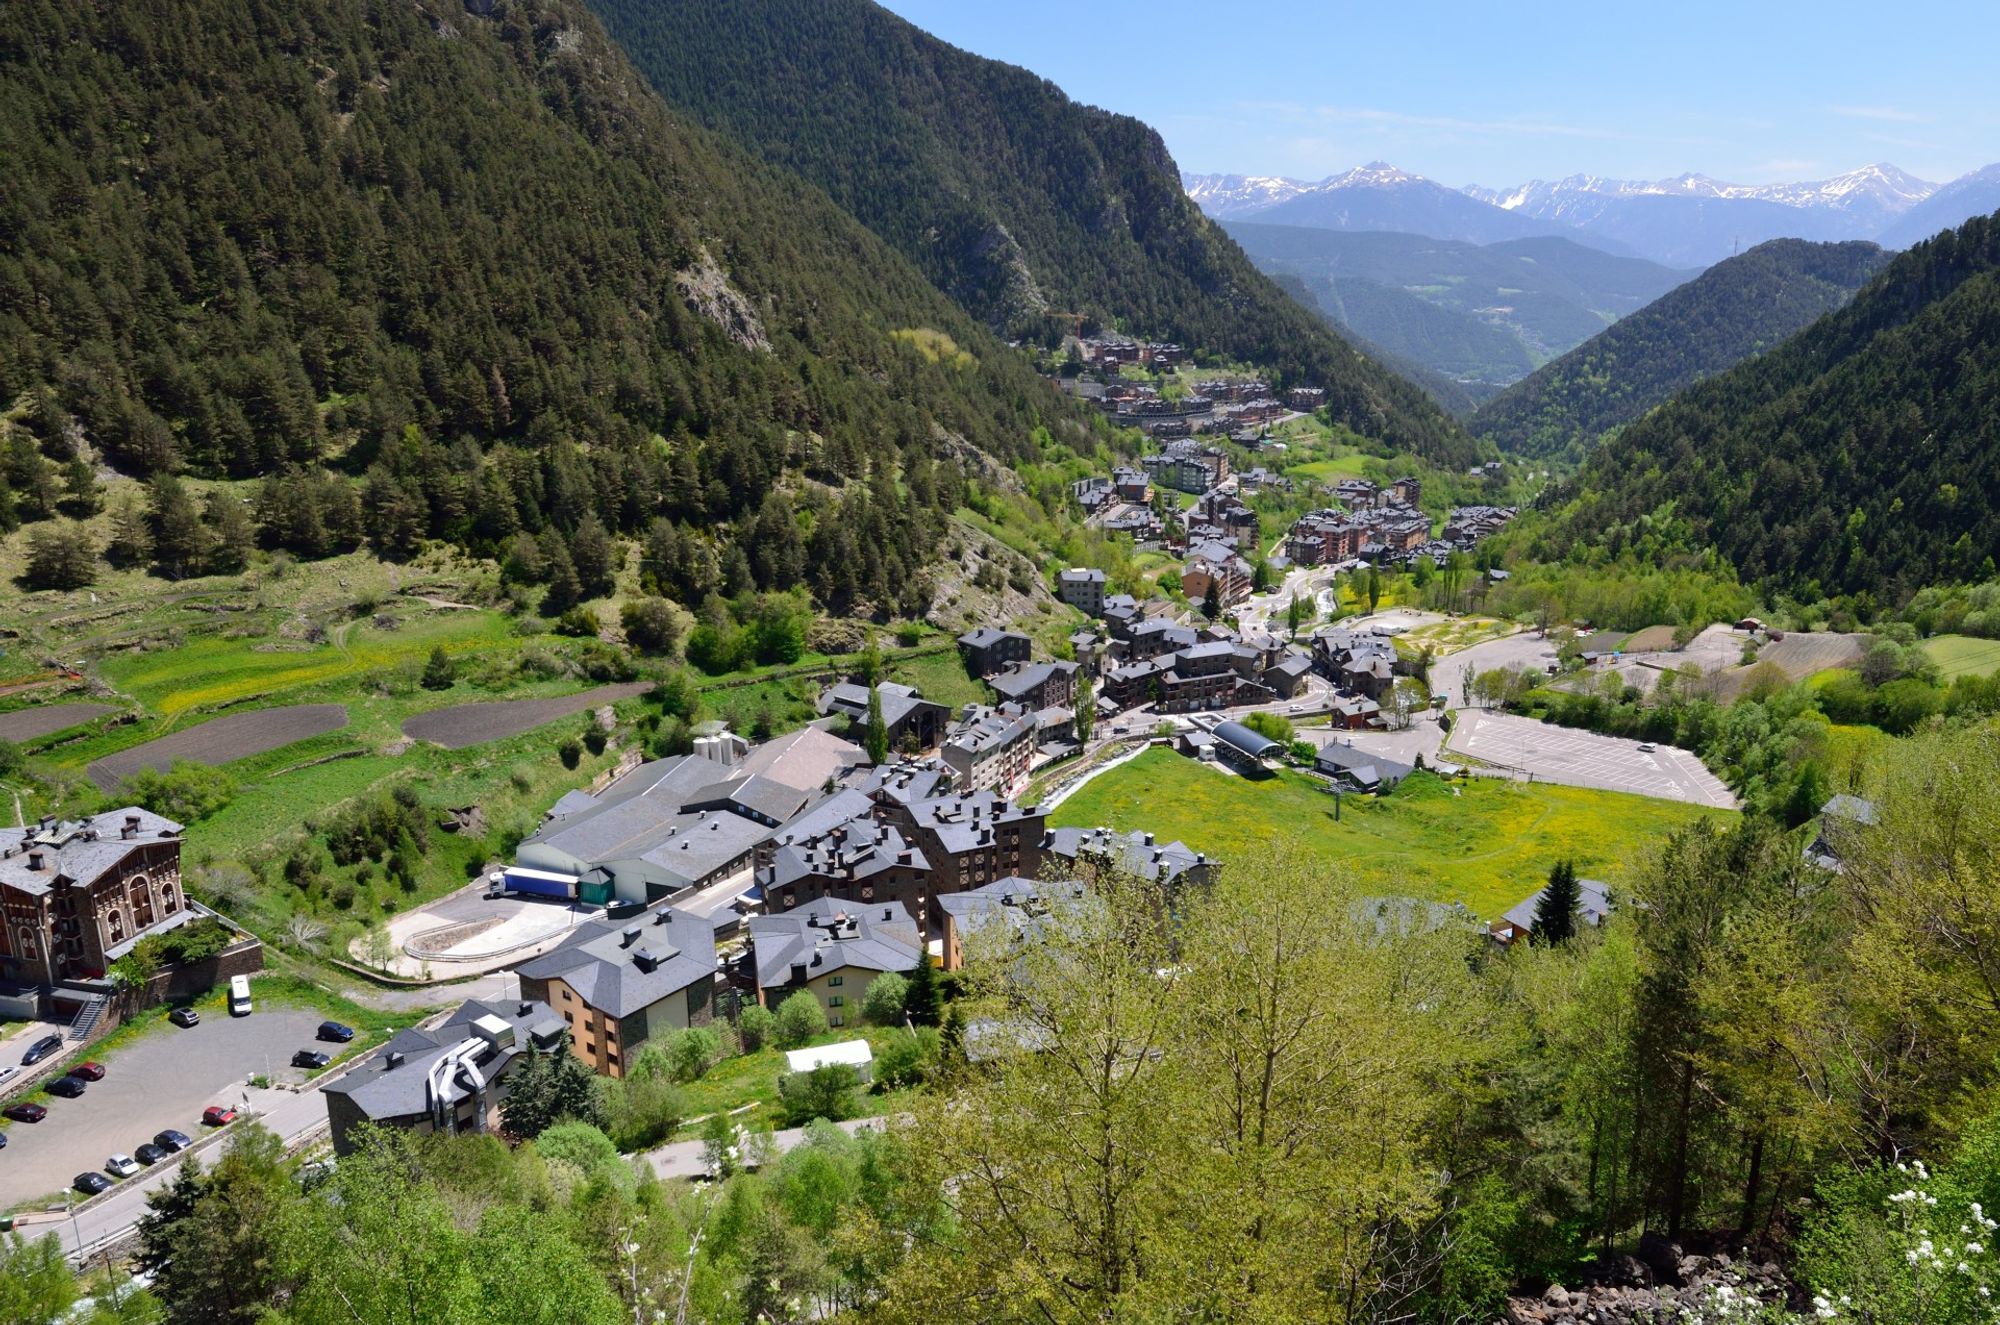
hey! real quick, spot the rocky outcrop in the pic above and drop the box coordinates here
[674,246,770,352]
[1501,1240,1794,1324]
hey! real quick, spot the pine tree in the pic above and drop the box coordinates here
[421,645,456,691]
[865,684,890,764]
[541,541,583,617]
[1202,581,1221,620]
[904,955,941,1027]
[22,521,97,590]
[203,489,255,574]
[149,474,209,579]
[106,492,153,569]
[1534,859,1581,944]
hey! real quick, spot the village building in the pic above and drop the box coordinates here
[956,627,1032,678]
[0,808,191,988]
[748,899,923,1025]
[514,907,719,1076]
[1058,567,1108,614]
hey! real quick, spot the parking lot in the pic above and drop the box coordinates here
[0,1006,335,1205]
[1447,710,1738,808]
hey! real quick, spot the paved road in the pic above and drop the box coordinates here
[640,1117,887,1181]
[1447,710,1737,807]
[0,1008,334,1207]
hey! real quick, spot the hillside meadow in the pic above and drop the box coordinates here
[1051,746,1729,918]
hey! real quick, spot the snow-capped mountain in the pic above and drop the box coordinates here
[1467,163,1936,231]
[1190,160,1993,268]
[1188,162,1629,251]
[1180,172,1316,219]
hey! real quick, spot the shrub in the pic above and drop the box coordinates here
[665,1026,721,1083]
[582,725,608,756]
[861,972,909,1026]
[558,737,582,770]
[875,1027,940,1091]
[602,1072,685,1151]
[620,598,680,656]
[778,1063,857,1126]
[773,990,827,1049]
[737,1003,775,1053]
[420,645,455,691]
[126,759,235,823]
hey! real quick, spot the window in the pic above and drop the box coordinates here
[606,1052,619,1067]
[828,996,844,1008]
[828,975,844,987]
[560,990,572,1002]
[583,1041,594,1055]
[563,1012,574,1024]
[830,1015,845,1027]
[605,1032,617,1046]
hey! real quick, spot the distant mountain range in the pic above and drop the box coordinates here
[1226,224,1695,403]
[1187,162,2000,267]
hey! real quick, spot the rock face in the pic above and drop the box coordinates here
[674,246,770,352]
[1499,1242,1792,1324]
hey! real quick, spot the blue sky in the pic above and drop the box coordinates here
[876,1,1999,187]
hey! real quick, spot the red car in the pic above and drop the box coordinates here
[70,1061,105,1082]
[200,1105,236,1127]
[2,1103,47,1123]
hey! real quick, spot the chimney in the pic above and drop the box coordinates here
[26,851,44,872]
[1143,832,1154,847]
[123,814,140,840]
[386,1051,406,1069]
[621,926,642,947]
[517,1001,533,1017]
[653,909,672,925]
[882,907,893,921]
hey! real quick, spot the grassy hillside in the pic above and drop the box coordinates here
[1051,747,1726,918]
[585,0,1477,467]
[1551,212,2000,599]
[1472,239,1891,460]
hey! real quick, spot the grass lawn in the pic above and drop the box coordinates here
[1286,454,1376,485]
[887,649,991,712]
[1050,747,1729,918]
[1924,634,2000,680]
[670,1025,920,1140]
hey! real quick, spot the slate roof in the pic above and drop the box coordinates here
[1820,794,1879,826]
[520,755,772,887]
[1314,743,1413,785]
[988,661,1076,703]
[904,789,1043,854]
[1042,827,1212,884]
[766,789,877,853]
[749,898,923,991]
[762,817,929,891]
[0,807,182,897]
[321,997,556,1122]
[515,907,717,1018]
[683,774,813,826]
[738,726,866,793]
[1502,879,1613,934]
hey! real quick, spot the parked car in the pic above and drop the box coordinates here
[201,1106,236,1127]
[153,1129,192,1152]
[21,1034,62,1065]
[0,1131,8,1149]
[44,1076,87,1099]
[105,1154,140,1179]
[291,1050,331,1070]
[316,1021,355,1043]
[73,1172,112,1196]
[0,1066,19,1086]
[134,1143,169,1166]
[169,1007,200,1028]
[1637,742,1657,753]
[70,1061,105,1082]
[3,1103,47,1123]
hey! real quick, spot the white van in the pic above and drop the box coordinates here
[228,974,252,1016]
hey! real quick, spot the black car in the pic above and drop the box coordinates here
[169,1007,200,1028]
[291,1049,331,1070]
[20,1034,62,1066]
[153,1129,192,1152]
[3,1103,47,1123]
[0,1131,8,1149]
[134,1143,169,1166]
[73,1172,112,1196]
[44,1076,87,1099]
[316,1021,355,1043]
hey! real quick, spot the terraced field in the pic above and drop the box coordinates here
[1924,634,2000,680]
[0,702,118,742]
[86,704,350,790]
[401,682,652,749]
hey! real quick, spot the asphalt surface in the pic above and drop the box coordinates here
[1447,710,1737,808]
[0,1007,335,1206]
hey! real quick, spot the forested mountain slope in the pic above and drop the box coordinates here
[586,0,1475,465]
[1226,223,1690,390]
[1474,239,1891,460]
[1555,213,2000,599]
[0,0,1091,615]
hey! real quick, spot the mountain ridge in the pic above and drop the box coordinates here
[589,0,1477,465]
[1470,238,1892,460]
